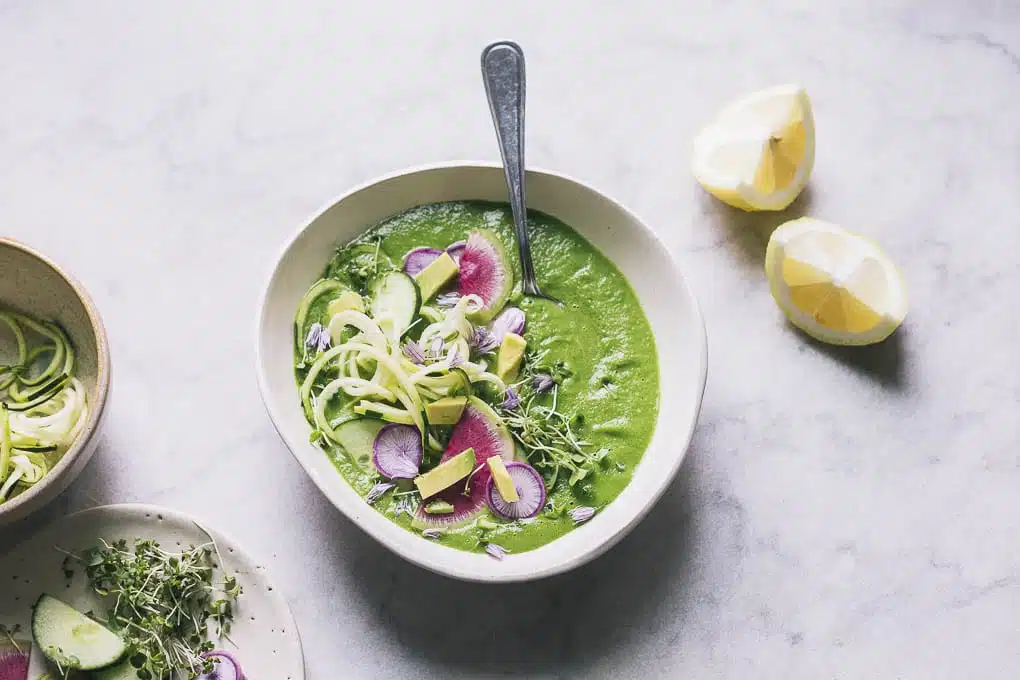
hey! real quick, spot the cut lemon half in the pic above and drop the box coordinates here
[693,84,815,211]
[766,218,907,346]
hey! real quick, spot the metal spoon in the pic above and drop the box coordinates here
[481,41,561,304]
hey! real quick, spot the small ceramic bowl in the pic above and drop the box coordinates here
[256,162,707,582]
[0,238,111,525]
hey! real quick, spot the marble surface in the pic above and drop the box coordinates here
[1,0,1018,677]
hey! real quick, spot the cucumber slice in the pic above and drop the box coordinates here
[333,417,386,472]
[32,594,126,671]
[369,272,421,336]
[92,659,142,680]
[295,279,347,349]
[447,367,474,397]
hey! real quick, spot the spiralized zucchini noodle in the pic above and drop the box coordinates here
[0,310,88,503]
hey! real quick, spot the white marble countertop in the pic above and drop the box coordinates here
[2,1,1018,677]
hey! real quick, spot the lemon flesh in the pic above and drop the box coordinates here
[693,84,815,211]
[766,218,907,345]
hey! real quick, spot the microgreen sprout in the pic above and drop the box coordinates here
[66,536,242,680]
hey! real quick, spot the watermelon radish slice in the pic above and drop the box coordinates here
[0,639,29,680]
[486,461,546,520]
[413,397,514,529]
[457,229,513,323]
[402,247,443,276]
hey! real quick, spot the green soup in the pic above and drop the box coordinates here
[294,201,658,555]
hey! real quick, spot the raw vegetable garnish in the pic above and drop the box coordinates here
[0,309,88,504]
[502,349,607,487]
[65,532,242,679]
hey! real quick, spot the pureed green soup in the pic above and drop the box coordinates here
[294,201,658,556]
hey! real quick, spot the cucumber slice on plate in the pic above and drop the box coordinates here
[32,594,126,671]
[369,272,421,335]
[333,417,386,472]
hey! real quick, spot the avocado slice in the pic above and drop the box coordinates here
[414,251,459,301]
[487,455,520,502]
[425,396,468,425]
[496,332,527,382]
[414,447,476,498]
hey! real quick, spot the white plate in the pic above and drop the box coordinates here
[0,504,304,680]
[256,162,708,583]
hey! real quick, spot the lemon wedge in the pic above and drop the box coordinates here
[693,84,815,211]
[765,218,907,346]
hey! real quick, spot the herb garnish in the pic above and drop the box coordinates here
[501,349,608,487]
[67,532,242,680]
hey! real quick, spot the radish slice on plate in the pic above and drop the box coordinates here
[402,247,443,276]
[198,651,246,680]
[372,423,423,479]
[486,461,546,520]
[0,639,29,680]
[446,240,467,265]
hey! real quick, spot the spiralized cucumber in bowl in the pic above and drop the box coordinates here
[0,309,88,503]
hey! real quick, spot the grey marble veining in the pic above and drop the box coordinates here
[1,0,1018,677]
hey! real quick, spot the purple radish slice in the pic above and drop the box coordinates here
[373,423,423,479]
[486,461,546,520]
[198,651,246,680]
[402,247,443,276]
[446,240,467,265]
[457,229,513,323]
[0,640,29,680]
[413,397,514,530]
[490,307,525,342]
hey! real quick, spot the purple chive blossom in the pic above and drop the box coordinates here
[485,543,507,561]
[568,506,596,525]
[304,323,331,352]
[421,528,443,539]
[531,373,555,394]
[436,292,461,309]
[470,326,499,354]
[402,339,425,364]
[491,307,526,341]
[449,345,463,368]
[502,387,521,410]
[366,482,396,505]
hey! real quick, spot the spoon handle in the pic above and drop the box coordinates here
[481,41,539,295]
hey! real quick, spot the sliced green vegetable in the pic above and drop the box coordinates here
[32,594,126,671]
[331,417,386,472]
[295,279,347,350]
[369,272,421,336]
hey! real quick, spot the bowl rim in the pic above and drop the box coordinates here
[0,237,112,518]
[254,160,708,582]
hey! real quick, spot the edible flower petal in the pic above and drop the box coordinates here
[428,336,444,360]
[304,323,331,352]
[449,345,463,368]
[485,543,507,561]
[366,482,395,505]
[470,326,499,354]
[568,506,596,525]
[531,373,555,394]
[491,307,526,341]
[502,387,521,410]
[402,340,425,364]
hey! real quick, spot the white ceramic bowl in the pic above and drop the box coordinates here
[256,162,707,582]
[0,238,111,526]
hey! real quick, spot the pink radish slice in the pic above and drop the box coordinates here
[457,230,513,323]
[414,398,514,529]
[446,240,467,265]
[486,461,546,520]
[0,641,29,680]
[198,651,246,680]
[402,247,443,276]
[490,307,525,341]
[373,424,423,479]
